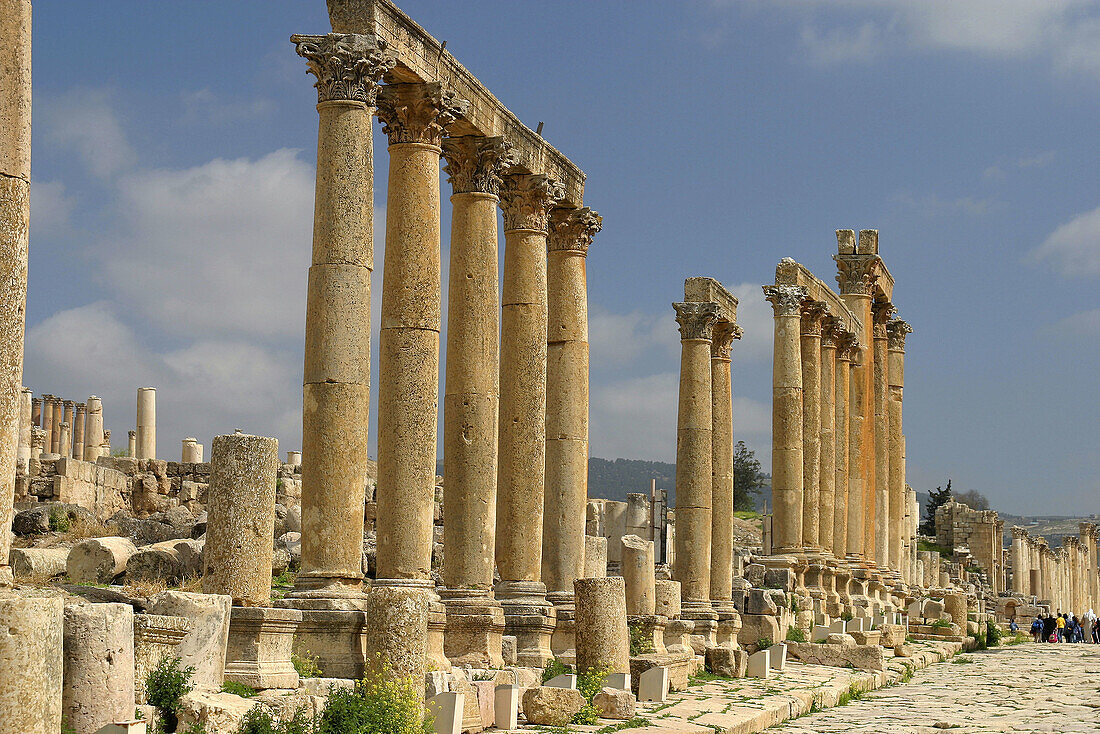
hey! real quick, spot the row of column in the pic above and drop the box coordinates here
[290,32,599,667]
[1011,525,1100,613]
[21,393,107,463]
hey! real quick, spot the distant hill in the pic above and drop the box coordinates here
[587,457,677,502]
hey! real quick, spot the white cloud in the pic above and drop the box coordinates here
[1046,308,1100,337]
[100,148,315,341]
[726,282,775,363]
[41,89,136,179]
[983,150,1056,182]
[590,372,678,461]
[30,180,75,240]
[588,306,679,372]
[1032,203,1100,277]
[891,192,998,218]
[799,21,882,65]
[181,88,275,126]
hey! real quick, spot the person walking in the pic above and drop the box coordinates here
[1044,614,1057,643]
[1092,617,1100,644]
[1031,615,1044,643]
[1056,612,1066,642]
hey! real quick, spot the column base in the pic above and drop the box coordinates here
[288,570,365,598]
[497,579,556,667]
[440,590,506,669]
[628,614,668,656]
[681,602,718,653]
[225,606,302,690]
[548,596,577,666]
[663,618,695,655]
[274,589,369,679]
[713,605,742,649]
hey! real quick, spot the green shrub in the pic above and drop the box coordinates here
[785,627,806,643]
[573,665,609,726]
[316,668,432,734]
[755,636,773,651]
[222,681,258,698]
[628,622,655,656]
[986,622,1003,648]
[146,656,196,733]
[48,508,71,533]
[292,650,323,679]
[541,658,573,684]
[840,611,853,622]
[931,618,952,629]
[235,706,314,734]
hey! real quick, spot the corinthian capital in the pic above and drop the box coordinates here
[800,301,827,336]
[499,174,565,233]
[441,136,516,195]
[549,207,602,254]
[887,319,912,350]
[291,33,395,105]
[820,316,840,348]
[872,301,894,339]
[762,285,808,318]
[376,82,468,146]
[711,321,742,359]
[834,255,880,296]
[673,302,720,341]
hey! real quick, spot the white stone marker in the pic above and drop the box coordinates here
[494,685,520,730]
[767,643,787,671]
[544,673,577,689]
[427,692,464,734]
[829,619,847,634]
[638,666,669,703]
[812,624,831,642]
[746,649,770,679]
[605,672,630,691]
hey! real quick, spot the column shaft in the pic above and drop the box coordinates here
[872,308,890,569]
[887,320,910,574]
[83,396,104,463]
[709,322,738,603]
[799,304,824,550]
[846,347,866,557]
[72,402,85,461]
[818,328,837,554]
[17,388,30,472]
[135,388,155,459]
[833,344,852,557]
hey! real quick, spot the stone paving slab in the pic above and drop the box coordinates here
[519,639,961,734]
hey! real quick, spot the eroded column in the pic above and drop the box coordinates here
[845,346,866,558]
[818,321,837,554]
[291,33,392,596]
[710,321,740,608]
[871,303,891,571]
[135,387,155,460]
[83,396,104,463]
[72,402,85,461]
[50,397,61,454]
[438,135,512,666]
[832,335,853,558]
[887,318,910,576]
[61,400,74,458]
[800,302,824,550]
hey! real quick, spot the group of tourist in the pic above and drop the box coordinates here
[1028,611,1100,643]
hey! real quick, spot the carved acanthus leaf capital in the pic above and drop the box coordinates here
[441,136,516,195]
[549,207,602,254]
[291,33,395,105]
[376,82,468,146]
[800,301,827,336]
[887,319,912,351]
[762,285,808,318]
[673,302,720,341]
[499,174,566,233]
[820,316,839,348]
[710,321,742,359]
[834,255,880,296]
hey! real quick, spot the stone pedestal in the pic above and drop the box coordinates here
[225,606,302,689]
[574,577,630,675]
[63,602,135,734]
[0,596,63,734]
[715,608,743,649]
[443,597,506,669]
[628,614,668,656]
[133,614,192,704]
[285,605,367,679]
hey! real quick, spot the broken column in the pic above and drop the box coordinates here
[0,595,63,734]
[135,387,156,460]
[622,535,656,615]
[62,602,135,734]
[58,421,71,459]
[181,437,203,463]
[83,396,104,463]
[72,402,85,461]
[50,397,61,454]
[574,577,630,676]
[438,134,513,667]
[127,430,136,459]
[495,173,564,666]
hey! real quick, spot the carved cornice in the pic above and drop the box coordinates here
[499,174,565,233]
[548,206,602,254]
[376,82,467,146]
[834,255,880,296]
[673,302,721,341]
[291,33,395,105]
[710,321,742,359]
[763,285,808,318]
[887,319,912,351]
[800,301,827,337]
[441,136,515,196]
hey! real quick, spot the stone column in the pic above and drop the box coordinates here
[886,318,910,576]
[204,432,279,606]
[622,535,656,615]
[16,387,30,472]
[710,321,740,608]
[764,285,807,555]
[40,395,53,451]
[181,437,203,463]
[845,346,866,558]
[494,172,563,666]
[62,602,135,734]
[83,396,104,463]
[127,430,137,458]
[543,206,602,603]
[62,400,74,458]
[832,336,853,558]
[72,402,85,461]
[0,596,63,733]
[31,395,40,427]
[58,421,71,459]
[135,387,156,459]
[1010,527,1027,594]
[290,33,392,596]
[437,135,512,667]
[871,303,891,571]
[673,301,720,607]
[818,322,837,555]
[50,397,61,454]
[574,577,630,676]
[374,82,465,588]
[799,302,824,550]
[0,0,31,588]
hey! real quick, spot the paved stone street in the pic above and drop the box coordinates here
[773,642,1100,733]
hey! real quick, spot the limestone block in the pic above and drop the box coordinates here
[654,579,681,618]
[450,675,483,733]
[127,545,184,585]
[767,643,787,671]
[0,595,64,734]
[593,687,636,720]
[812,624,830,642]
[501,635,517,666]
[637,666,669,702]
[925,599,945,619]
[746,649,770,678]
[147,591,231,690]
[827,632,856,646]
[574,577,630,675]
[705,646,746,678]
[583,535,607,578]
[469,680,497,731]
[739,613,783,650]
[67,537,138,584]
[745,588,778,615]
[9,546,68,577]
[224,606,302,690]
[879,623,907,647]
[494,684,520,730]
[175,690,254,734]
[621,534,655,615]
[133,614,191,704]
[428,692,464,734]
[521,686,585,726]
[784,641,886,671]
[63,602,135,734]
[763,567,795,591]
[894,643,913,657]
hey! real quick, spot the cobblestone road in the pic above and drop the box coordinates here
[772,642,1100,733]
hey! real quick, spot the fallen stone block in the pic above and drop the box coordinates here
[593,687,635,720]
[9,546,68,577]
[705,646,746,678]
[175,690,254,734]
[148,590,231,690]
[784,641,886,671]
[67,536,137,584]
[522,686,585,726]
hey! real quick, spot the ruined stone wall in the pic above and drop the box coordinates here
[935,500,1001,588]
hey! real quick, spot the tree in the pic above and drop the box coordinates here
[733,441,768,511]
[952,489,989,511]
[919,480,952,536]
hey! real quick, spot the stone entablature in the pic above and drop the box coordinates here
[775,257,862,338]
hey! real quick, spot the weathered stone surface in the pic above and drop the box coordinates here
[175,689,255,734]
[133,613,191,704]
[745,588,779,615]
[784,641,886,671]
[224,605,302,690]
[62,602,135,734]
[148,590,231,689]
[654,579,681,618]
[67,536,137,584]
[706,646,747,678]
[365,585,430,683]
[521,685,585,726]
[9,546,68,577]
[593,686,636,720]
[574,577,630,675]
[879,623,906,647]
[0,595,63,734]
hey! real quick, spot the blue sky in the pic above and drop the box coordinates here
[23,1,1100,514]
